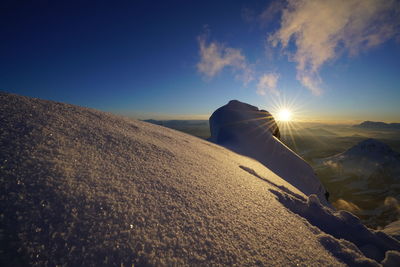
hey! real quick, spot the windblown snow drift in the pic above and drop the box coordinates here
[1,92,399,266]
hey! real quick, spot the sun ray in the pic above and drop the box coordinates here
[277,109,291,122]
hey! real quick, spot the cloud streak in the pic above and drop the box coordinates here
[257,73,280,96]
[197,35,253,85]
[269,0,400,95]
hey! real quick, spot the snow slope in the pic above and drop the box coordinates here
[1,92,400,266]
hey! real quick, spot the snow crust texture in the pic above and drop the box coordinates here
[1,92,399,266]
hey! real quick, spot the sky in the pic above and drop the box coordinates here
[1,0,400,123]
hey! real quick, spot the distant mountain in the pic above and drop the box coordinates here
[345,138,399,157]
[325,138,400,175]
[354,121,400,130]
[319,138,400,228]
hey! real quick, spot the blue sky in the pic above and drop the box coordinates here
[1,0,399,122]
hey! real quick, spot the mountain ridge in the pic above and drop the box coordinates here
[354,121,400,130]
[1,92,400,266]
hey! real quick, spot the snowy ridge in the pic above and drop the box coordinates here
[1,92,400,266]
[210,100,329,206]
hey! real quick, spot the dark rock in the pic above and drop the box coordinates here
[209,100,280,144]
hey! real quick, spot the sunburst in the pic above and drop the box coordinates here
[263,93,310,153]
[277,109,292,122]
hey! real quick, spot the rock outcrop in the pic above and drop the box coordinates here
[209,100,280,144]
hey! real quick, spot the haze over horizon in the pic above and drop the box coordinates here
[1,0,399,123]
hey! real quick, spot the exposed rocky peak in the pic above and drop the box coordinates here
[209,100,280,144]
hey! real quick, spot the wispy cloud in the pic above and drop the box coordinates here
[257,73,280,96]
[269,0,400,95]
[242,2,285,28]
[197,35,254,85]
[258,1,285,27]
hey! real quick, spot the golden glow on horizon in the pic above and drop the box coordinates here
[277,109,292,122]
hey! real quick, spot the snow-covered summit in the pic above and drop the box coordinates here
[345,139,400,160]
[1,92,400,266]
[324,139,400,177]
[210,100,329,206]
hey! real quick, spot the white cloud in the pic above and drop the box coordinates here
[269,0,400,95]
[197,35,254,85]
[257,73,280,96]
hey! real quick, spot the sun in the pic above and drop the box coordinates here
[277,109,292,122]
